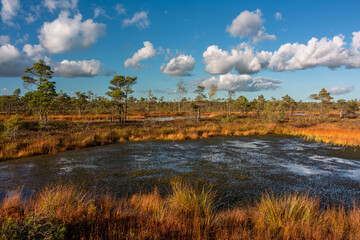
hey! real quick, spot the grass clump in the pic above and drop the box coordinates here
[255,192,320,228]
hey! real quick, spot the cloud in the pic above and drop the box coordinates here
[352,31,360,51]
[124,41,156,69]
[275,12,282,21]
[161,54,195,76]
[122,11,150,29]
[15,34,29,45]
[94,7,110,19]
[52,59,103,78]
[269,35,353,71]
[39,11,106,54]
[0,43,109,78]
[1,0,20,25]
[226,9,276,42]
[114,3,126,15]
[329,85,354,95]
[201,73,281,92]
[24,5,41,23]
[1,88,8,92]
[0,35,9,45]
[23,44,47,57]
[203,43,271,75]
[43,0,78,12]
[0,44,30,77]
[203,32,360,75]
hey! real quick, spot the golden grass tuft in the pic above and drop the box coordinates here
[167,180,215,220]
[130,188,166,222]
[35,184,90,219]
[255,192,320,229]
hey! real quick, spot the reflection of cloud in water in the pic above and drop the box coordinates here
[134,154,151,162]
[57,157,72,164]
[59,164,97,174]
[172,143,187,150]
[281,163,329,176]
[346,169,360,180]
[309,155,359,167]
[226,139,268,149]
[25,163,35,168]
[202,147,227,163]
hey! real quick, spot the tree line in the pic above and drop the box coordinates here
[0,60,359,124]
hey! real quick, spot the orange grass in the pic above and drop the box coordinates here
[1,182,360,239]
[279,120,360,147]
[1,115,360,161]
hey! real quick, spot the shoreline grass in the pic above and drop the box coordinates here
[1,182,360,239]
[1,114,360,161]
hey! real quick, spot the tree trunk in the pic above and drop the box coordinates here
[197,106,200,122]
[121,105,125,122]
[39,105,43,121]
[118,108,122,123]
[125,96,128,123]
[340,110,346,118]
[227,102,231,117]
[44,112,48,129]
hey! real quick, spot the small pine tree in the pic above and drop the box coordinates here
[2,114,20,139]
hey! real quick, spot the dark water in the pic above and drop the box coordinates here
[1,135,360,206]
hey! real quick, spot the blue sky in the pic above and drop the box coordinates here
[1,0,360,101]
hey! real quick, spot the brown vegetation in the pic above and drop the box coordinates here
[1,181,360,239]
[1,113,360,161]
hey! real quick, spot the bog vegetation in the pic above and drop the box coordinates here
[0,60,360,160]
[1,181,360,239]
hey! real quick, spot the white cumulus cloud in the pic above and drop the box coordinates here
[0,43,110,78]
[1,88,8,92]
[161,54,195,76]
[39,11,106,54]
[226,9,276,42]
[0,44,30,77]
[122,11,150,29]
[52,59,103,78]
[201,73,281,92]
[23,44,47,57]
[1,0,20,25]
[124,41,156,69]
[352,31,360,52]
[203,31,360,75]
[269,35,351,71]
[329,85,354,95]
[203,43,272,75]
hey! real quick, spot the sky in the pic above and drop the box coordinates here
[1,0,360,101]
